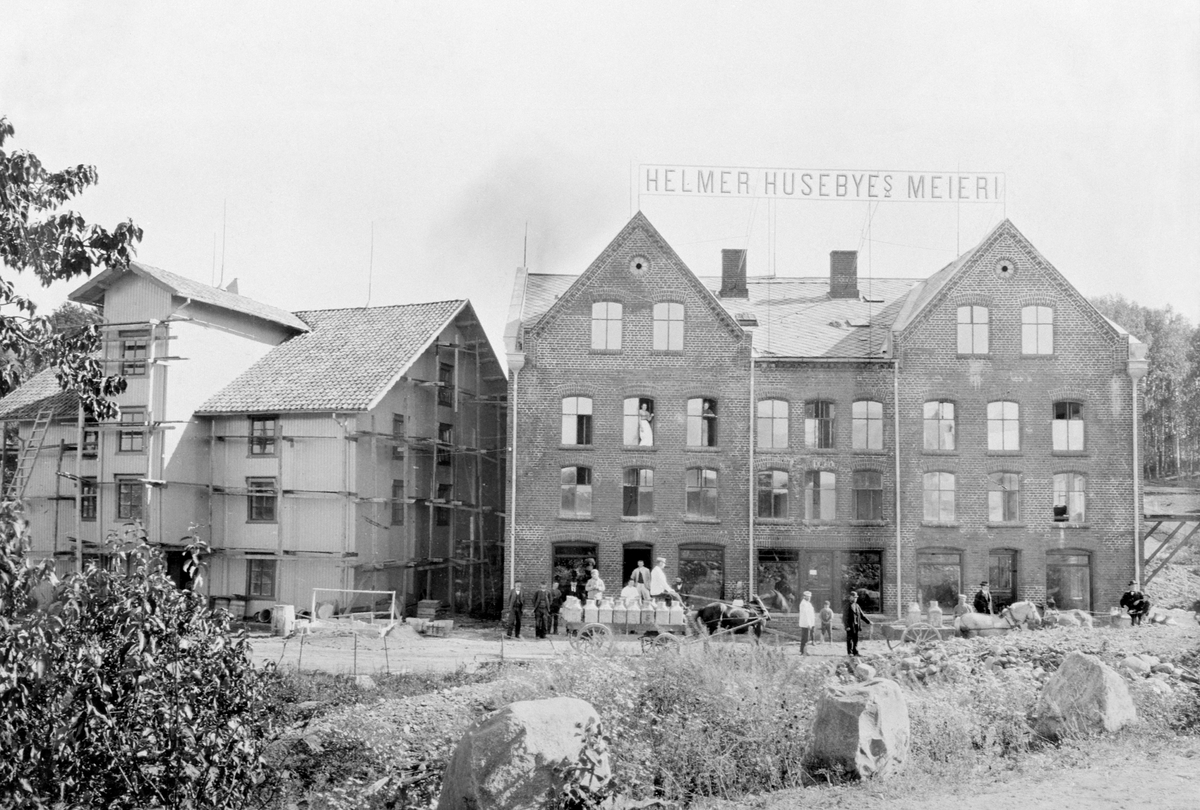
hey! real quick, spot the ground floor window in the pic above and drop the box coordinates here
[679,545,724,601]
[246,558,277,600]
[755,548,883,613]
[917,548,962,610]
[988,549,1017,609]
[1046,550,1091,612]
[552,543,598,586]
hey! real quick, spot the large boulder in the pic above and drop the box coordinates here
[436,697,610,810]
[1033,651,1137,741]
[803,678,909,780]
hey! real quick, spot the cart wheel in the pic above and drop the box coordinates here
[571,623,613,653]
[652,633,682,653]
[902,622,941,646]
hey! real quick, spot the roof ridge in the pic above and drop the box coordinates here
[294,299,467,315]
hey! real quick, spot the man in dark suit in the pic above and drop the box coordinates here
[532,581,552,639]
[973,581,994,615]
[1120,581,1150,626]
[506,581,525,639]
[843,591,872,656]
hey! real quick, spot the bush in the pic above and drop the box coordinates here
[0,516,275,809]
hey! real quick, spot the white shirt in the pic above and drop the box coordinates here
[649,565,672,596]
[620,584,640,600]
[796,599,816,628]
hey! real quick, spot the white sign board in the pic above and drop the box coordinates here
[639,165,1004,203]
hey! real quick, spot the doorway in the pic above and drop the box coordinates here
[165,550,196,591]
[622,545,653,590]
[800,550,835,610]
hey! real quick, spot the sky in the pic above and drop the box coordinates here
[2,2,1198,361]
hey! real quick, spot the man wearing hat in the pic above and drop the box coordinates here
[1120,580,1150,626]
[649,556,679,605]
[973,581,994,615]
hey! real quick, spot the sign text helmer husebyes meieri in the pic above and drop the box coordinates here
[640,165,1004,202]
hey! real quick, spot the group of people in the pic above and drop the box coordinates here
[504,556,683,639]
[794,591,869,655]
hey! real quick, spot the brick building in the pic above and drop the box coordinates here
[505,212,1145,617]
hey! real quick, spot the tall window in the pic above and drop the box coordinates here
[923,401,956,451]
[851,400,883,450]
[687,398,718,447]
[623,397,654,446]
[249,415,278,456]
[1052,472,1087,522]
[116,476,143,521]
[757,399,789,449]
[987,401,1020,451]
[956,305,989,354]
[756,470,789,519]
[391,480,405,525]
[560,466,593,518]
[392,414,406,459]
[622,468,654,517]
[852,470,883,521]
[82,421,99,457]
[685,468,718,519]
[917,549,962,610]
[438,363,455,407]
[561,397,593,445]
[1022,306,1054,354]
[435,483,453,526]
[1052,401,1084,451]
[804,470,837,521]
[247,477,277,523]
[246,559,277,600]
[988,472,1020,523]
[679,546,724,601]
[437,423,453,465]
[591,301,622,350]
[80,477,97,521]
[653,302,685,351]
[922,472,956,522]
[804,401,835,449]
[118,409,146,453]
[119,329,149,376]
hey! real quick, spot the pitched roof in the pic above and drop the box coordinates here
[0,368,79,420]
[70,261,310,333]
[196,300,468,414]
[520,273,920,358]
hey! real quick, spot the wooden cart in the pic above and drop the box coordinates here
[879,621,956,650]
[564,618,690,653]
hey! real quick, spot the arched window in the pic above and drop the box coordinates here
[805,401,836,449]
[685,468,718,519]
[653,302,685,351]
[1021,306,1054,354]
[1046,550,1091,612]
[591,301,622,350]
[852,400,883,450]
[560,467,593,518]
[956,305,989,354]
[987,401,1020,451]
[804,470,836,521]
[922,472,956,522]
[917,548,962,610]
[923,401,955,451]
[687,398,718,447]
[1052,401,1084,451]
[623,397,655,446]
[1052,472,1086,522]
[988,472,1020,523]
[561,396,593,445]
[756,399,789,449]
[756,470,789,519]
[679,545,725,601]
[622,468,654,517]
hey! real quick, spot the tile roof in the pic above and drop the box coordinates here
[0,368,79,420]
[70,261,310,333]
[196,300,468,414]
[520,273,920,358]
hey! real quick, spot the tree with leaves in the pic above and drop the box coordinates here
[1,116,141,421]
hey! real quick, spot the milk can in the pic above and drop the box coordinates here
[562,595,582,625]
[612,601,627,628]
[641,602,656,625]
[655,603,671,625]
[583,600,599,623]
[905,601,923,627]
[927,600,943,628]
[598,597,614,624]
[668,601,685,626]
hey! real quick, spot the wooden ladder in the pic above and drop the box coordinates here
[4,407,54,502]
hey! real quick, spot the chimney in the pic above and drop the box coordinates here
[720,248,748,298]
[829,251,859,299]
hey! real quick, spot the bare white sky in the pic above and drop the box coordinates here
[3,2,1198,353]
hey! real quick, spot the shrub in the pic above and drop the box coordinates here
[0,516,275,809]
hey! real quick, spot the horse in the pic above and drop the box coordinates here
[755,589,790,614]
[693,595,771,642]
[955,600,1042,637]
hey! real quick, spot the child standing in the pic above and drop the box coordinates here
[819,601,834,643]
